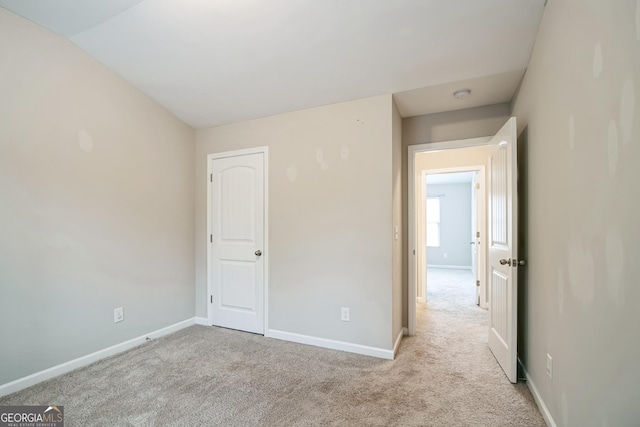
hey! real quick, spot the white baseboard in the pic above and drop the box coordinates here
[0,318,196,398]
[518,358,557,427]
[392,327,407,358]
[195,317,209,326]
[427,264,472,271]
[268,329,395,360]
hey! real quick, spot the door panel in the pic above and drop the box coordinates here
[209,152,265,334]
[487,117,518,383]
[490,268,509,344]
[220,261,256,311]
[220,167,255,241]
[491,147,508,246]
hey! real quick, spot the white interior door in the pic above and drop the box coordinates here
[487,117,519,383]
[209,151,265,334]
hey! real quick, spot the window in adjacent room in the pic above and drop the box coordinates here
[426,197,440,247]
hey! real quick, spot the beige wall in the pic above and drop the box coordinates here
[403,103,511,146]
[196,95,397,350]
[511,0,640,425]
[0,10,195,385]
[401,104,510,326]
[392,101,403,340]
[414,145,491,303]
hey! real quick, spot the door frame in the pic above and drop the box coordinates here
[408,137,490,336]
[420,165,486,307]
[206,146,270,335]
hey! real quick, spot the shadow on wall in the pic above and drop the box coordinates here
[516,125,529,376]
[403,104,512,145]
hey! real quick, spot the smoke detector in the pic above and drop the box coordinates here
[453,89,471,99]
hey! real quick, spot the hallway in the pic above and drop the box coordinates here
[396,267,545,425]
[426,267,478,307]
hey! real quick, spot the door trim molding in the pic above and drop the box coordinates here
[206,146,269,336]
[407,137,490,336]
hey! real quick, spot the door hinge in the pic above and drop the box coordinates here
[476,280,480,287]
[210,295,212,303]
[476,231,480,238]
[210,174,212,182]
[413,249,416,255]
[210,234,212,243]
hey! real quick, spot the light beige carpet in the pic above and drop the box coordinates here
[1,268,545,426]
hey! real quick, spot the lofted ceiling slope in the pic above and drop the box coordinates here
[0,0,545,128]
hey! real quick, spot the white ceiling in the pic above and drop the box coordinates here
[0,0,545,129]
[427,172,475,185]
[394,69,526,117]
[0,0,145,36]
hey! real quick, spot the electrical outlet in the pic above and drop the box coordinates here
[341,307,350,322]
[546,353,553,379]
[443,252,448,259]
[114,307,124,323]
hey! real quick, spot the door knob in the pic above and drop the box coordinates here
[255,250,262,256]
[499,258,526,267]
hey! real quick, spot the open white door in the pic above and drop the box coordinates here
[208,150,266,335]
[487,117,520,383]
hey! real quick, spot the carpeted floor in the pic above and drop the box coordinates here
[1,268,545,426]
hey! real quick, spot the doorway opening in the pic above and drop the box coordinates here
[407,117,520,383]
[207,146,269,336]
[422,168,486,309]
[408,139,492,326]
[409,137,491,336]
